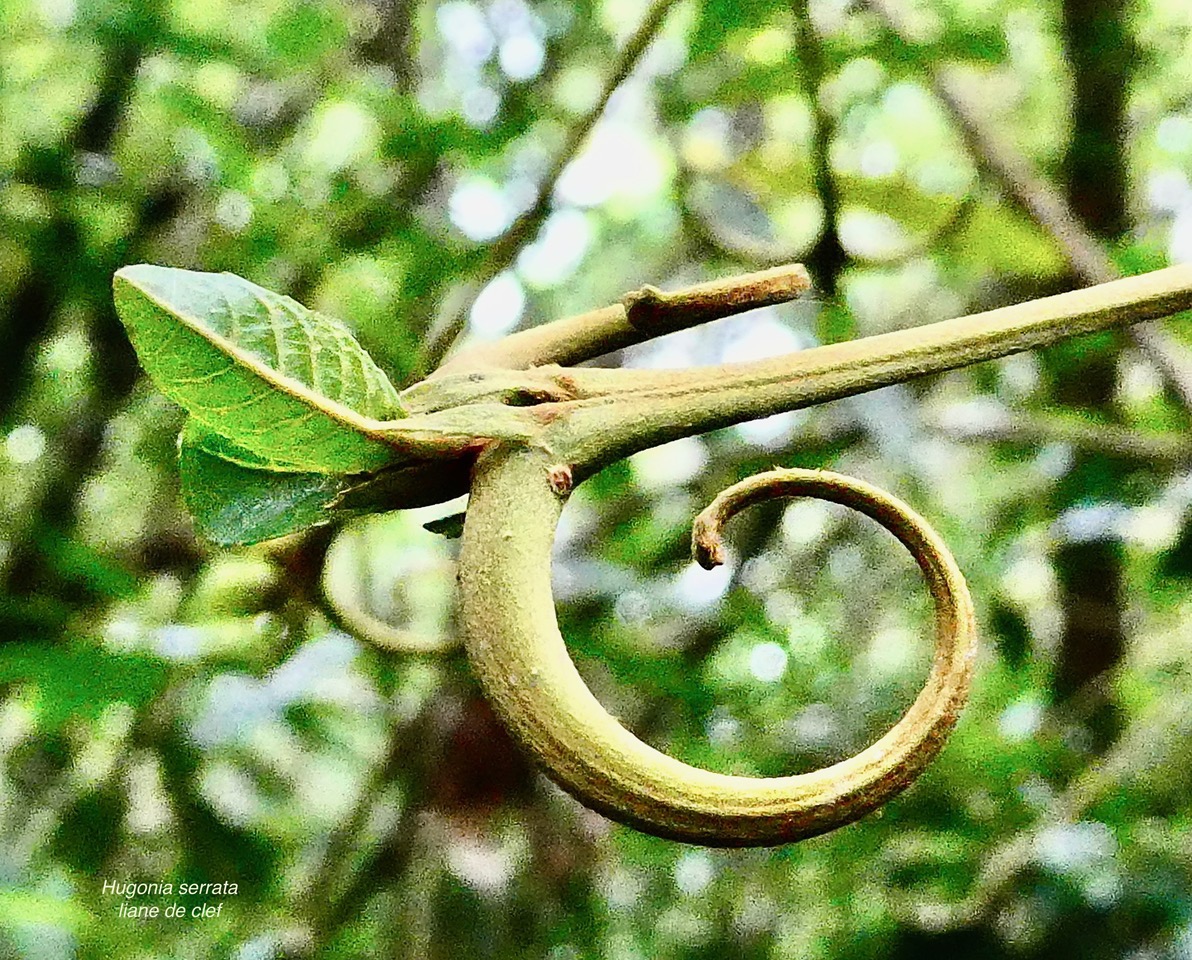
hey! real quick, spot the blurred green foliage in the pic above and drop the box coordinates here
[4,0,1192,957]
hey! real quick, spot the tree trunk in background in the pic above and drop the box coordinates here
[1053,0,1134,744]
[1062,0,1131,239]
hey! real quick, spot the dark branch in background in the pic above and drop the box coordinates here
[862,0,1113,280]
[866,0,1155,750]
[300,700,434,956]
[1050,0,1129,737]
[791,0,848,299]
[339,0,601,376]
[889,657,1192,930]
[0,219,184,637]
[0,19,170,633]
[298,676,544,956]
[416,0,684,374]
[0,34,146,418]
[865,0,1192,410]
[1062,0,1133,240]
[0,281,57,425]
[0,20,152,412]
[864,0,1189,753]
[360,0,420,92]
[932,406,1192,463]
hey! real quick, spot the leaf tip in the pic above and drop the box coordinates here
[112,264,172,323]
[113,262,157,286]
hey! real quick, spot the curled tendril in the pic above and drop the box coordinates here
[458,451,977,846]
[322,516,460,655]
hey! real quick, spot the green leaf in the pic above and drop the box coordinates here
[179,422,351,545]
[113,264,405,473]
[932,24,1009,64]
[183,417,314,473]
[689,0,775,61]
[0,644,169,732]
[178,421,458,546]
[51,786,126,875]
[0,890,91,931]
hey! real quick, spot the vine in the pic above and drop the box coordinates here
[113,259,1192,846]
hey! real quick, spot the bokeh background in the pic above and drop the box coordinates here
[4,0,1192,956]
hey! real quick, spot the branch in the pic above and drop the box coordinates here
[864,0,1192,409]
[541,264,1192,475]
[435,263,812,373]
[358,0,420,92]
[417,0,683,373]
[316,262,1192,525]
[301,702,437,954]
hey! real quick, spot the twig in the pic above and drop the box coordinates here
[436,263,812,373]
[417,0,684,373]
[864,0,1192,409]
[531,264,1192,476]
[388,263,1192,488]
[302,727,404,925]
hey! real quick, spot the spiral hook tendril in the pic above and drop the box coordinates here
[459,450,977,846]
